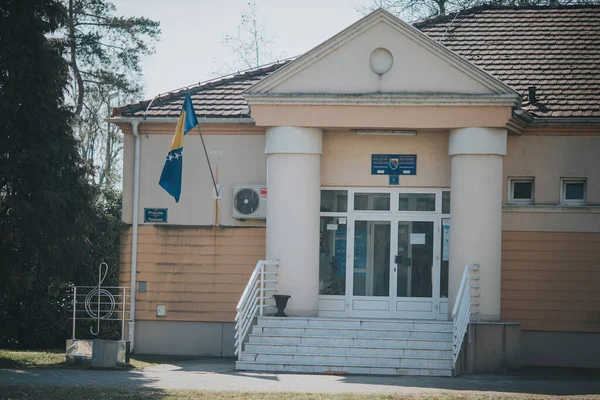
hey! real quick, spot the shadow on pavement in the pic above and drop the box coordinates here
[2,355,600,397]
[340,367,600,396]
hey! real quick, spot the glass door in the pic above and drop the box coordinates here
[347,217,440,320]
[392,219,439,319]
[348,219,393,318]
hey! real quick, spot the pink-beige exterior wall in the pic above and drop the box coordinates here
[119,124,600,333]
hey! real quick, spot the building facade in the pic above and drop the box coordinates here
[110,6,600,371]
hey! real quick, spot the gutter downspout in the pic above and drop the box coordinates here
[129,120,140,352]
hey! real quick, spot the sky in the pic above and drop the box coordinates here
[111,0,379,99]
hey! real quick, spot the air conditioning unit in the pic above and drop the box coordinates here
[232,184,267,220]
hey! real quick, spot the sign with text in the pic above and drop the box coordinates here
[372,154,417,175]
[144,208,168,223]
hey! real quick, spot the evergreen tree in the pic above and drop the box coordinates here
[0,0,96,347]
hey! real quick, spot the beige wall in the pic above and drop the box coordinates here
[121,124,267,227]
[321,130,450,187]
[503,210,600,233]
[120,225,266,322]
[122,132,134,223]
[502,231,600,333]
[251,104,513,130]
[504,135,600,204]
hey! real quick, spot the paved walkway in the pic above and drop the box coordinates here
[1,358,599,396]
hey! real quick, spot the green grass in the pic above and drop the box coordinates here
[0,349,169,370]
[2,387,595,400]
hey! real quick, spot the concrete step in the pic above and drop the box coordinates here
[248,335,453,350]
[253,326,452,341]
[238,317,455,376]
[239,352,453,369]
[256,317,452,332]
[235,361,453,377]
[244,343,452,359]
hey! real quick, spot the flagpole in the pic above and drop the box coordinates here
[196,124,220,200]
[214,167,220,227]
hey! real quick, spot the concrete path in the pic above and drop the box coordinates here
[1,358,599,397]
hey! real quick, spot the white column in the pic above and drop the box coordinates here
[266,126,323,317]
[448,127,507,322]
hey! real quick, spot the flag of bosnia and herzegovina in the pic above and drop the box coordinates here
[159,91,198,202]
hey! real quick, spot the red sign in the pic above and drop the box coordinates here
[260,188,267,198]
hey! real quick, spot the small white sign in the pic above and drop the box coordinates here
[156,304,166,317]
[327,224,338,231]
[339,217,347,225]
[410,233,426,245]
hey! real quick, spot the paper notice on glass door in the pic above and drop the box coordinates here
[410,233,426,245]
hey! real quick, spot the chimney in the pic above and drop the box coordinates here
[528,86,537,104]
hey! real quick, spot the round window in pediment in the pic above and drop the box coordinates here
[369,48,394,75]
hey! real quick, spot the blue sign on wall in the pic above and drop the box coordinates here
[371,154,417,175]
[144,208,168,223]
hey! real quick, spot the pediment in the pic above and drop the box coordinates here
[245,9,518,100]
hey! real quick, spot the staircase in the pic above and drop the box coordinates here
[236,317,454,376]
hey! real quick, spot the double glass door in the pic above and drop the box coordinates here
[348,217,441,319]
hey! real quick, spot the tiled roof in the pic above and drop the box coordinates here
[114,6,600,120]
[416,5,600,118]
[112,61,291,119]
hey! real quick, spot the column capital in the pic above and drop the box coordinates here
[266,126,323,155]
[449,127,507,157]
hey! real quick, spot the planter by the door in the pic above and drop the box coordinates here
[273,294,291,317]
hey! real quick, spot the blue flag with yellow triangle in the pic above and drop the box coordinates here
[159,92,198,202]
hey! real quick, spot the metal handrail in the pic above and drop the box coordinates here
[234,260,279,357]
[452,264,479,367]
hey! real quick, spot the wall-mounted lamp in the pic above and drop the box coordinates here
[352,130,417,136]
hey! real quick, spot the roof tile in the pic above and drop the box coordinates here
[416,5,600,117]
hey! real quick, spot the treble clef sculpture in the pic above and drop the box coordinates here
[84,262,116,335]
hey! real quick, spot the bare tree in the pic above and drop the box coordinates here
[219,2,284,73]
[77,86,136,186]
[59,0,160,186]
[355,0,474,21]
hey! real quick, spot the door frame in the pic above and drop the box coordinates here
[318,187,450,320]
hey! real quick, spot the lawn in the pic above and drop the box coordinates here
[0,349,168,370]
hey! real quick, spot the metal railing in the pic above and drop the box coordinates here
[452,264,480,367]
[234,260,279,358]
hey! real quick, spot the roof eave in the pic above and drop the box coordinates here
[529,117,600,126]
[245,92,520,107]
[105,116,256,125]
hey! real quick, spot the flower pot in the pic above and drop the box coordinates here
[272,294,291,317]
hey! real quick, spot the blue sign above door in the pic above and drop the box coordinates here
[371,154,417,175]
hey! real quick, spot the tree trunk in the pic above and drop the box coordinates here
[69,0,84,116]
